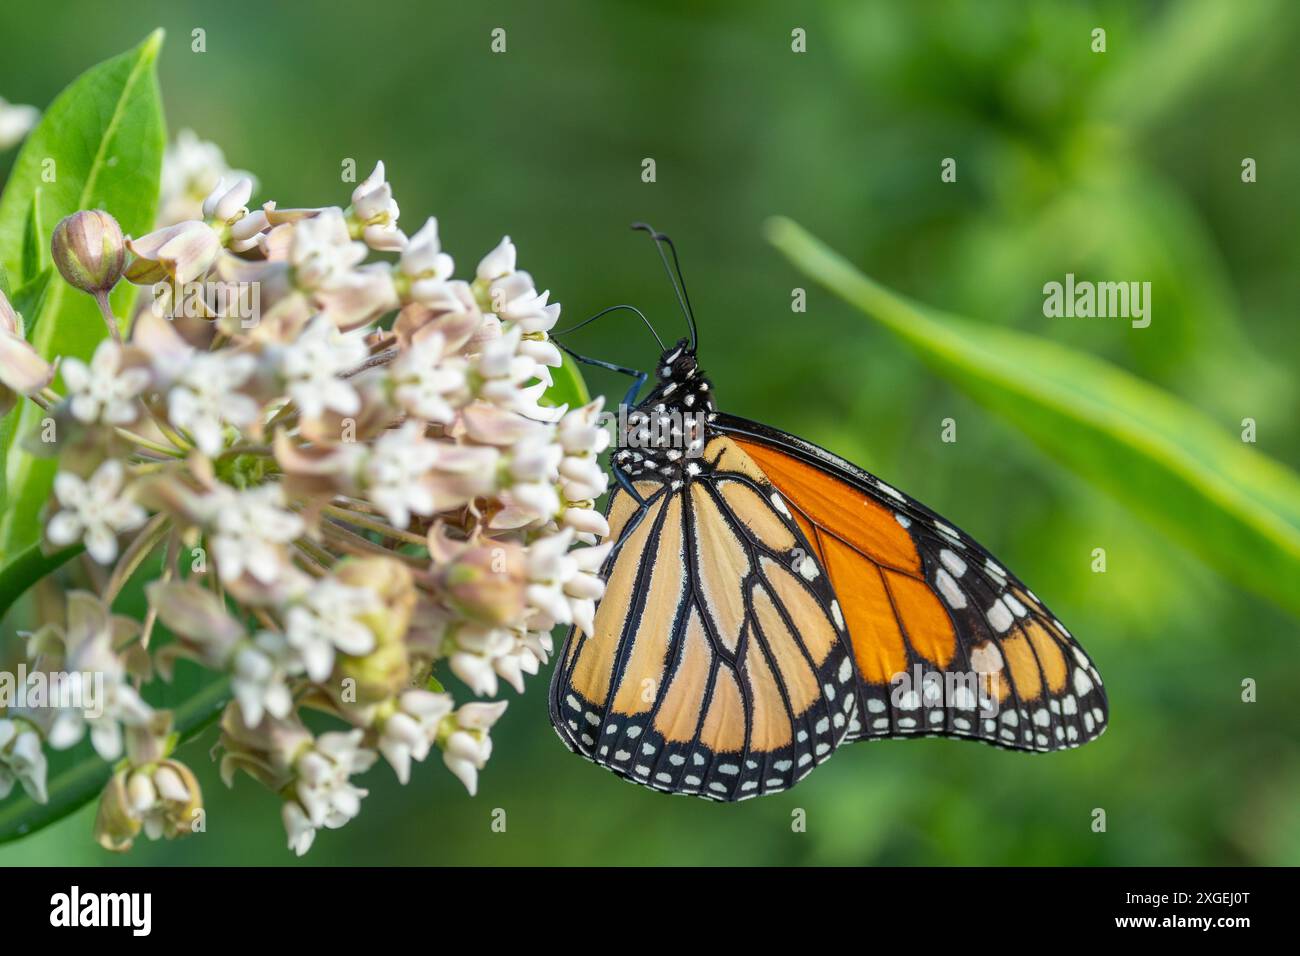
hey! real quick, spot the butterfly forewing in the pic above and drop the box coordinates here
[549,436,859,800]
[718,414,1108,753]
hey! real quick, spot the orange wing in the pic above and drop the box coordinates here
[549,438,859,800]
[719,415,1108,752]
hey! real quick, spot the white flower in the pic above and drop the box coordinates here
[282,800,317,856]
[0,718,48,803]
[290,208,367,290]
[130,764,197,841]
[167,351,260,456]
[520,531,608,637]
[203,176,254,224]
[314,263,399,331]
[389,328,466,424]
[557,398,611,503]
[490,272,554,327]
[378,689,454,784]
[293,729,376,830]
[363,420,441,529]
[159,129,256,226]
[60,339,151,425]
[126,219,224,285]
[0,97,39,150]
[476,236,516,282]
[284,578,379,682]
[0,290,55,415]
[449,625,516,696]
[493,431,562,528]
[558,397,611,457]
[525,528,580,626]
[564,542,611,638]
[350,161,404,251]
[279,315,368,420]
[46,460,147,564]
[206,484,305,585]
[400,217,454,284]
[231,631,297,727]
[474,325,548,418]
[440,700,507,796]
[562,505,609,539]
[40,596,154,760]
[491,271,562,368]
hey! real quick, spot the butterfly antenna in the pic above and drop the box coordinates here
[553,303,665,351]
[631,222,698,350]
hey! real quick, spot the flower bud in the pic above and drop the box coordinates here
[332,557,415,702]
[333,557,416,647]
[51,210,125,294]
[94,770,143,852]
[440,541,527,627]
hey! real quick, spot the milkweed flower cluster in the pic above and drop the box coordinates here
[0,132,610,855]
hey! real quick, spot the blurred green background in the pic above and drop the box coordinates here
[2,0,1298,865]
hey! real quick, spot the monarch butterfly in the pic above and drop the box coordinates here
[549,225,1107,801]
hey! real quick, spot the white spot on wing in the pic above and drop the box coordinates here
[1073,667,1094,695]
[985,598,1014,633]
[876,480,905,502]
[936,568,967,609]
[939,549,967,577]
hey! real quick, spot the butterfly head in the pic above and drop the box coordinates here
[656,337,696,380]
[643,338,713,414]
[612,339,714,482]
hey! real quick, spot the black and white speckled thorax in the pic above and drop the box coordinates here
[611,339,715,482]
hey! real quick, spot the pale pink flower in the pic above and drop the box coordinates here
[46,460,147,564]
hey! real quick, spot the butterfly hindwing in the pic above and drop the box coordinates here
[549,437,858,800]
[716,413,1108,753]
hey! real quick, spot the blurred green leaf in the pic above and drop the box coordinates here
[1095,0,1284,129]
[0,541,81,623]
[0,30,166,569]
[0,675,228,846]
[6,268,53,337]
[767,216,1300,619]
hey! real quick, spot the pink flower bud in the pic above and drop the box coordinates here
[51,210,126,294]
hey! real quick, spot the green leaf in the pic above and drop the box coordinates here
[766,216,1300,619]
[541,352,591,410]
[0,541,81,623]
[20,188,48,286]
[0,30,166,568]
[0,675,229,846]
[7,267,53,334]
